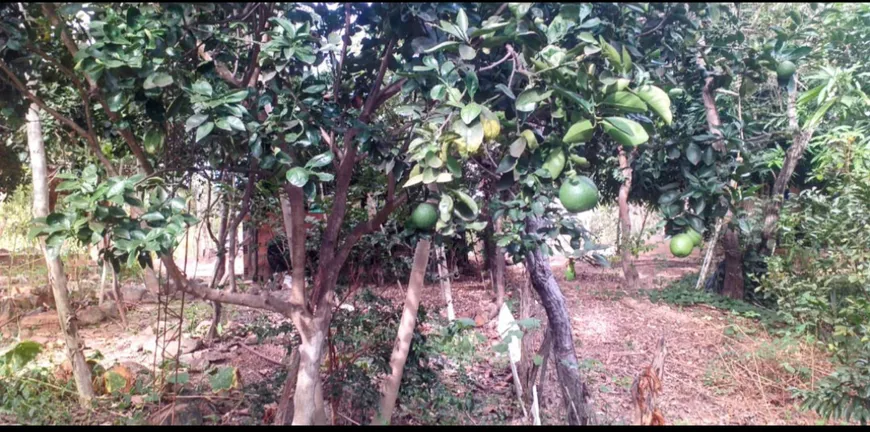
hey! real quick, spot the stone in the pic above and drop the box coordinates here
[76,306,106,326]
[148,403,203,425]
[189,357,210,372]
[121,285,147,302]
[244,334,258,345]
[99,300,120,319]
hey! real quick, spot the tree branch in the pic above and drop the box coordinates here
[360,38,396,122]
[333,3,352,104]
[330,192,409,272]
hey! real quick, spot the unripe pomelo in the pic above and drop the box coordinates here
[670,234,694,258]
[686,229,702,247]
[776,60,796,80]
[559,176,599,213]
[411,203,438,230]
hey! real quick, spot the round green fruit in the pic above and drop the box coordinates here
[559,176,599,213]
[686,229,702,247]
[411,203,438,230]
[670,234,695,258]
[776,60,796,80]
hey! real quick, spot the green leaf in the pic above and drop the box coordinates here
[225,116,246,132]
[286,167,310,187]
[458,44,476,60]
[509,137,527,158]
[515,89,552,112]
[601,117,649,147]
[563,120,594,144]
[495,84,515,99]
[143,72,173,89]
[452,190,478,221]
[1,341,43,373]
[403,174,424,188]
[305,152,334,169]
[686,143,702,166]
[185,114,209,131]
[423,41,460,53]
[208,366,239,392]
[465,70,479,99]
[220,90,249,104]
[460,103,482,124]
[602,91,647,113]
[598,37,622,69]
[143,128,164,152]
[456,8,469,35]
[107,179,128,198]
[140,212,165,222]
[439,194,454,222]
[634,85,672,125]
[196,122,215,142]
[451,120,485,154]
[192,79,213,97]
[167,372,189,385]
[497,155,518,174]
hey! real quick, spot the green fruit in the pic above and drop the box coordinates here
[565,259,576,281]
[670,234,694,258]
[559,176,599,213]
[411,203,438,230]
[544,148,567,179]
[686,229,702,247]
[777,60,796,80]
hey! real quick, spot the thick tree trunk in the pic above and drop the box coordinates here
[720,228,744,300]
[524,217,591,425]
[435,245,455,321]
[143,266,161,295]
[289,305,330,425]
[617,147,640,287]
[26,104,95,405]
[374,238,431,425]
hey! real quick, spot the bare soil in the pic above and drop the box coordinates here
[2,236,830,425]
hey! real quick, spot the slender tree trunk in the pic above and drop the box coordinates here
[617,147,639,287]
[760,90,814,255]
[206,195,230,342]
[489,217,506,321]
[524,217,590,425]
[98,258,108,305]
[518,275,535,406]
[720,227,744,300]
[436,245,455,321]
[26,104,95,405]
[374,238,431,425]
[110,263,127,327]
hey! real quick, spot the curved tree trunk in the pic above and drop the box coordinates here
[374,238,431,425]
[524,217,591,425]
[26,104,95,405]
[618,147,640,287]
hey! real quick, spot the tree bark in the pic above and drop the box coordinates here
[760,89,814,256]
[26,104,95,405]
[523,217,591,425]
[617,147,640,287]
[374,238,431,425]
[435,245,455,321]
[206,192,230,342]
[720,227,744,300]
[275,346,301,425]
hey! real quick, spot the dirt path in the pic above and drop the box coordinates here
[5,237,827,425]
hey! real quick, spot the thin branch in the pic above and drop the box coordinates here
[333,3,352,103]
[480,45,515,72]
[360,38,396,121]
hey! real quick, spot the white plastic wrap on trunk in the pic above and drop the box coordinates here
[496,302,522,364]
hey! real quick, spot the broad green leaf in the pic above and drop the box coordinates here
[286,167,309,187]
[305,152,334,169]
[1,341,42,373]
[543,147,567,179]
[458,44,476,60]
[461,103,482,124]
[185,114,209,131]
[426,153,443,168]
[435,172,453,183]
[143,128,164,153]
[452,190,478,221]
[423,168,437,184]
[686,143,702,166]
[439,194,454,222]
[208,366,240,392]
[456,8,469,35]
[196,122,215,142]
[621,45,632,73]
[451,120,484,154]
[601,117,649,147]
[225,116,246,132]
[144,72,173,89]
[167,372,189,384]
[403,174,424,188]
[602,91,647,113]
[598,36,622,69]
[220,89,249,104]
[509,137,527,158]
[634,85,672,125]
[140,212,165,222]
[521,130,539,150]
[515,89,552,112]
[563,120,594,144]
[192,79,213,97]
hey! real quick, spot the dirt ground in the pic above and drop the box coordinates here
[2,235,830,425]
